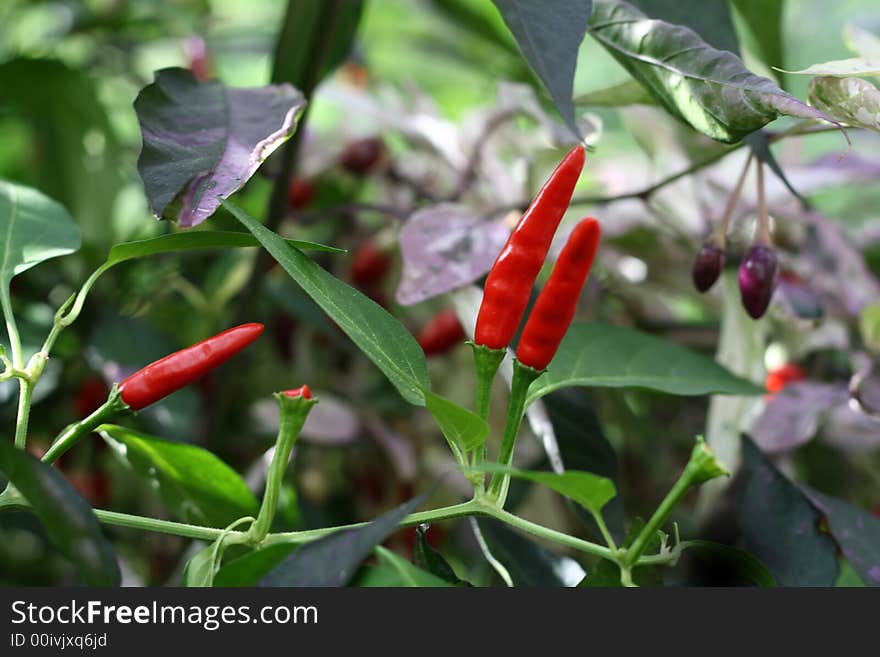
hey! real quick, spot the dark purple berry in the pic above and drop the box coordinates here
[692,242,725,292]
[738,244,778,319]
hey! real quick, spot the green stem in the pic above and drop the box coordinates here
[41,391,128,464]
[469,343,505,488]
[592,510,618,552]
[1,287,23,368]
[13,379,33,450]
[487,360,540,503]
[262,500,481,546]
[483,505,614,561]
[623,435,729,568]
[94,509,227,542]
[249,395,313,542]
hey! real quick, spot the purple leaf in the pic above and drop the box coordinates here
[396,204,510,306]
[751,382,847,453]
[135,68,305,227]
[801,486,880,587]
[820,403,880,453]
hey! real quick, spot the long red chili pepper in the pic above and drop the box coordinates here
[417,309,466,357]
[474,145,585,350]
[118,323,264,410]
[516,218,601,371]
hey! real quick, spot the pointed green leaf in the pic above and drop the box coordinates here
[526,322,763,404]
[425,391,489,453]
[100,425,258,528]
[0,179,80,287]
[476,464,616,515]
[781,58,880,77]
[224,199,430,406]
[491,0,593,138]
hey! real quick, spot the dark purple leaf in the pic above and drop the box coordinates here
[801,487,880,587]
[396,203,509,306]
[135,68,305,227]
[751,382,847,453]
[737,436,839,586]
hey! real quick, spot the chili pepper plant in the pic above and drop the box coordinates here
[0,0,878,588]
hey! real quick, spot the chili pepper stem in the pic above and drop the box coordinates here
[754,162,772,245]
[710,153,753,246]
[468,342,506,489]
[248,393,316,544]
[486,359,541,505]
[623,437,728,568]
[41,387,130,464]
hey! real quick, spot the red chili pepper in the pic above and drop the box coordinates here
[765,363,806,394]
[283,385,312,399]
[118,323,264,410]
[417,309,466,357]
[340,137,385,176]
[287,178,315,209]
[474,146,585,350]
[350,237,392,287]
[516,219,601,371]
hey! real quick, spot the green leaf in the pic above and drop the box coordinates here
[224,199,430,406]
[526,322,763,404]
[99,425,259,528]
[424,391,489,453]
[731,0,785,76]
[491,0,593,138]
[214,544,298,587]
[629,0,739,54]
[260,489,433,586]
[587,0,840,143]
[476,518,582,586]
[413,524,470,586]
[271,0,365,92]
[361,546,454,587]
[134,68,305,226]
[808,76,880,133]
[781,58,880,77]
[0,441,119,586]
[476,464,615,515]
[0,179,80,287]
[183,542,220,587]
[801,486,880,587]
[685,540,776,587]
[737,436,839,586]
[106,231,343,266]
[574,79,656,107]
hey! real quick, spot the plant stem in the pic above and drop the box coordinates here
[41,393,128,464]
[13,379,33,450]
[483,505,614,561]
[755,161,772,245]
[249,395,313,542]
[94,509,227,542]
[487,360,540,503]
[592,510,618,552]
[712,152,753,244]
[1,287,24,368]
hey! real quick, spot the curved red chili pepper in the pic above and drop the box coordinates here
[474,145,585,350]
[516,218,601,371]
[417,309,466,357]
[118,323,264,410]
